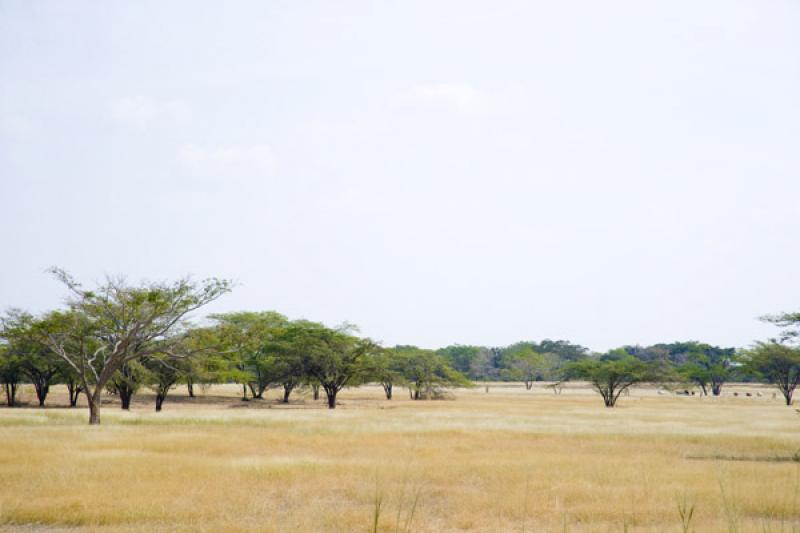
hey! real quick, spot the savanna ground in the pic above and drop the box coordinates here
[0,383,798,532]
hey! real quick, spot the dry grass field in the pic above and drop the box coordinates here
[0,383,798,532]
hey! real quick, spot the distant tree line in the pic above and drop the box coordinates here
[1,269,799,421]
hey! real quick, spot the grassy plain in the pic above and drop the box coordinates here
[0,383,798,532]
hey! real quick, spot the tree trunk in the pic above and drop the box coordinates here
[383,383,392,400]
[784,388,794,406]
[187,379,194,398]
[711,383,722,396]
[3,383,17,407]
[119,387,133,410]
[67,382,82,407]
[248,382,261,399]
[155,394,165,412]
[603,389,615,407]
[525,381,533,390]
[87,393,101,425]
[326,389,337,409]
[312,384,320,400]
[241,383,249,401]
[282,384,293,403]
[35,381,49,407]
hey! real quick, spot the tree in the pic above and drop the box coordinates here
[367,347,406,399]
[530,339,588,363]
[437,345,485,378]
[145,353,192,412]
[210,311,288,401]
[742,342,800,406]
[761,312,800,344]
[180,326,221,398]
[398,347,470,400]
[0,343,22,407]
[502,346,554,390]
[679,343,736,396]
[1,310,64,407]
[37,310,96,408]
[107,362,147,410]
[42,269,231,425]
[262,321,311,403]
[565,349,657,407]
[303,325,376,409]
[469,347,501,381]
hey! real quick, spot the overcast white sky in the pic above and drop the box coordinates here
[1,1,798,351]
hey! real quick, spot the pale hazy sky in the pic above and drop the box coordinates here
[1,1,798,351]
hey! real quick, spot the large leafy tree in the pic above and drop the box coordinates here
[144,352,193,412]
[679,343,736,396]
[565,349,659,407]
[0,342,22,407]
[107,361,148,410]
[42,268,231,425]
[501,345,557,389]
[397,346,470,400]
[180,326,223,398]
[210,311,288,400]
[366,347,407,400]
[302,324,377,409]
[1,310,63,407]
[742,342,800,406]
[261,320,314,403]
[437,345,485,378]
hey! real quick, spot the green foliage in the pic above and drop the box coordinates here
[761,311,800,344]
[42,269,232,424]
[302,324,377,408]
[436,345,484,378]
[395,346,471,400]
[366,347,407,399]
[678,343,737,396]
[565,349,661,407]
[501,346,556,389]
[0,342,23,407]
[741,342,800,405]
[209,311,289,399]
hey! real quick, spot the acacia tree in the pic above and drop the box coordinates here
[503,346,555,390]
[261,321,311,403]
[210,311,287,400]
[762,312,800,344]
[679,344,735,396]
[144,353,193,412]
[180,326,221,398]
[743,342,800,406]
[565,349,656,407]
[42,268,231,425]
[398,347,470,400]
[0,343,22,407]
[107,362,147,410]
[367,347,406,399]
[1,310,63,406]
[303,325,376,409]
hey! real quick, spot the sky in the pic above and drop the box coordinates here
[1,1,799,352]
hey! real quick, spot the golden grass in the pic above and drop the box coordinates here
[0,383,798,532]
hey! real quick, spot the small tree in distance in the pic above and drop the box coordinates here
[742,342,800,406]
[565,349,658,407]
[503,346,555,390]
